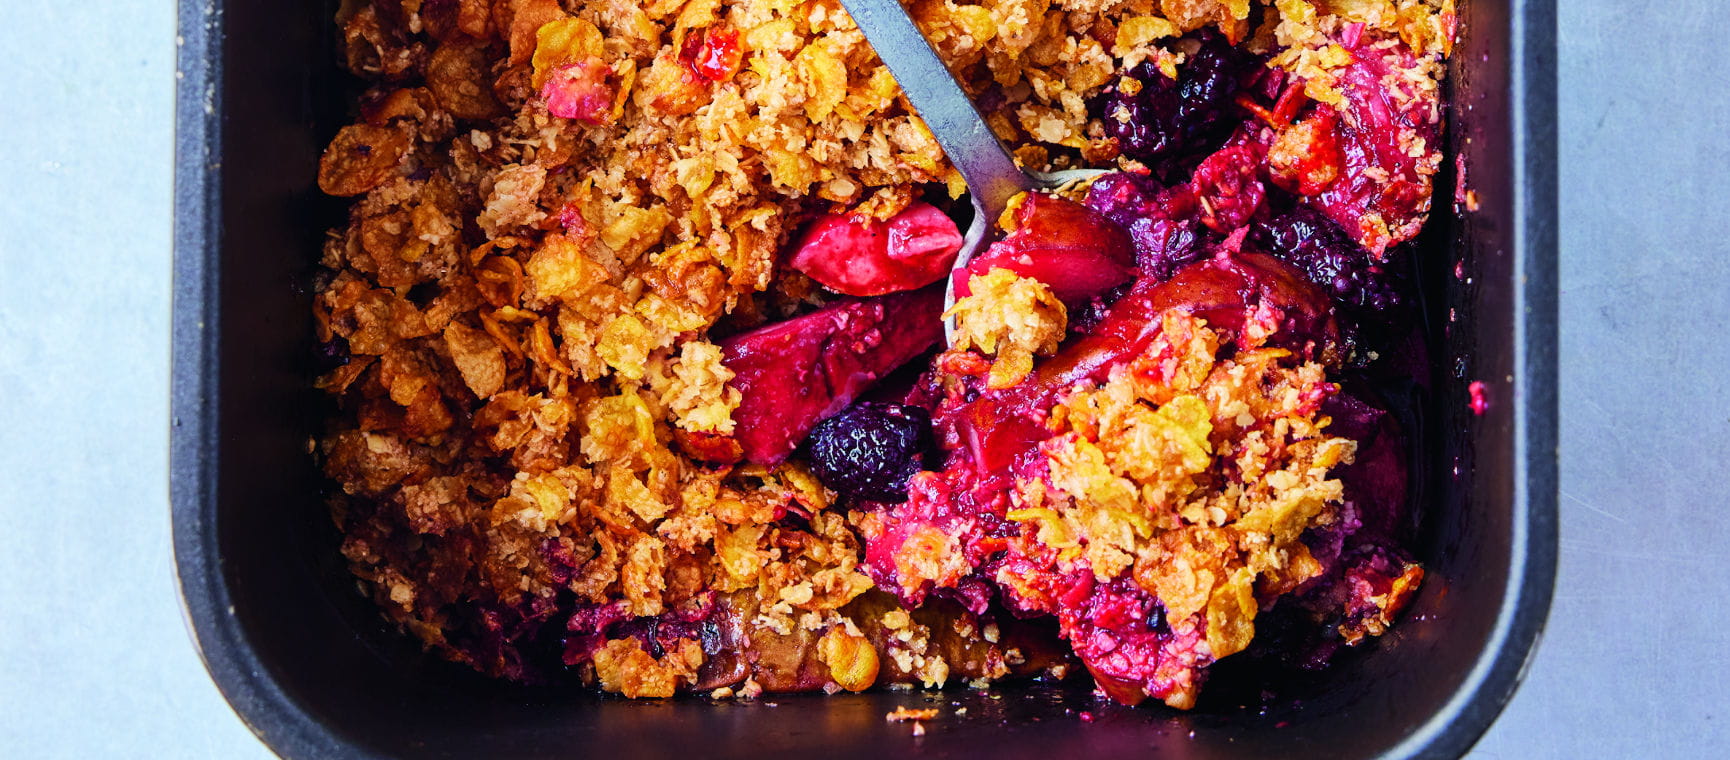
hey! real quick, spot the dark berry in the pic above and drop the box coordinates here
[1175,31,1245,139]
[1147,601,1171,635]
[315,336,351,372]
[1095,30,1250,167]
[1083,171,1164,227]
[1255,207,1402,314]
[1100,72,1183,161]
[805,402,933,503]
[1083,172,1204,281]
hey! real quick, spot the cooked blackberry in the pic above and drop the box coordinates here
[1256,207,1403,314]
[805,403,933,503]
[1096,30,1250,168]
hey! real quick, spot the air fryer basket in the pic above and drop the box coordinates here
[171,1,1556,757]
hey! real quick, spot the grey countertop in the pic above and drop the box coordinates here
[1,1,1724,757]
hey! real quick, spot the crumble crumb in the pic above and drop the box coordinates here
[946,268,1068,389]
[885,706,939,722]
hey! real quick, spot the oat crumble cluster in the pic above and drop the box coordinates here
[315,0,1450,707]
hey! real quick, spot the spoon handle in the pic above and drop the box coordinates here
[838,0,1033,215]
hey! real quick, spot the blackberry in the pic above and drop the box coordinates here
[1096,30,1249,167]
[1100,76,1184,162]
[805,403,933,503]
[1175,30,1246,140]
[1255,207,1403,314]
[1083,172,1204,281]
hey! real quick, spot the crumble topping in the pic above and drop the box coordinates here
[1016,311,1351,662]
[946,268,1069,389]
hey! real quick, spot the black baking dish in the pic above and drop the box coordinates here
[171,1,1557,757]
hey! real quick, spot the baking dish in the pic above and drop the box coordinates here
[170,1,1556,756]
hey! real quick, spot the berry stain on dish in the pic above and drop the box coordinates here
[312,0,1455,708]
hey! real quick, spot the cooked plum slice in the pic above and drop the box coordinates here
[1322,392,1411,542]
[1306,36,1443,257]
[956,193,1136,307]
[788,201,963,297]
[721,288,943,464]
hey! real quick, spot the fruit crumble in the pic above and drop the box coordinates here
[314,0,1451,708]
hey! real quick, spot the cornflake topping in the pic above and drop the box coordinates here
[1009,310,1353,660]
[946,268,1068,389]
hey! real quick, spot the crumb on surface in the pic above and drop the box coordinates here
[886,706,939,723]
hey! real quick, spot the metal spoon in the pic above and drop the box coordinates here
[837,0,1106,342]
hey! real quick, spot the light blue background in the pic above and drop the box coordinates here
[1,1,1724,756]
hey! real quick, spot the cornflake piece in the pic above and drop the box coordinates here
[818,624,881,692]
[443,321,507,399]
[525,234,608,303]
[531,16,604,87]
[317,124,409,197]
[664,340,740,434]
[946,268,1067,389]
[1114,16,1179,56]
